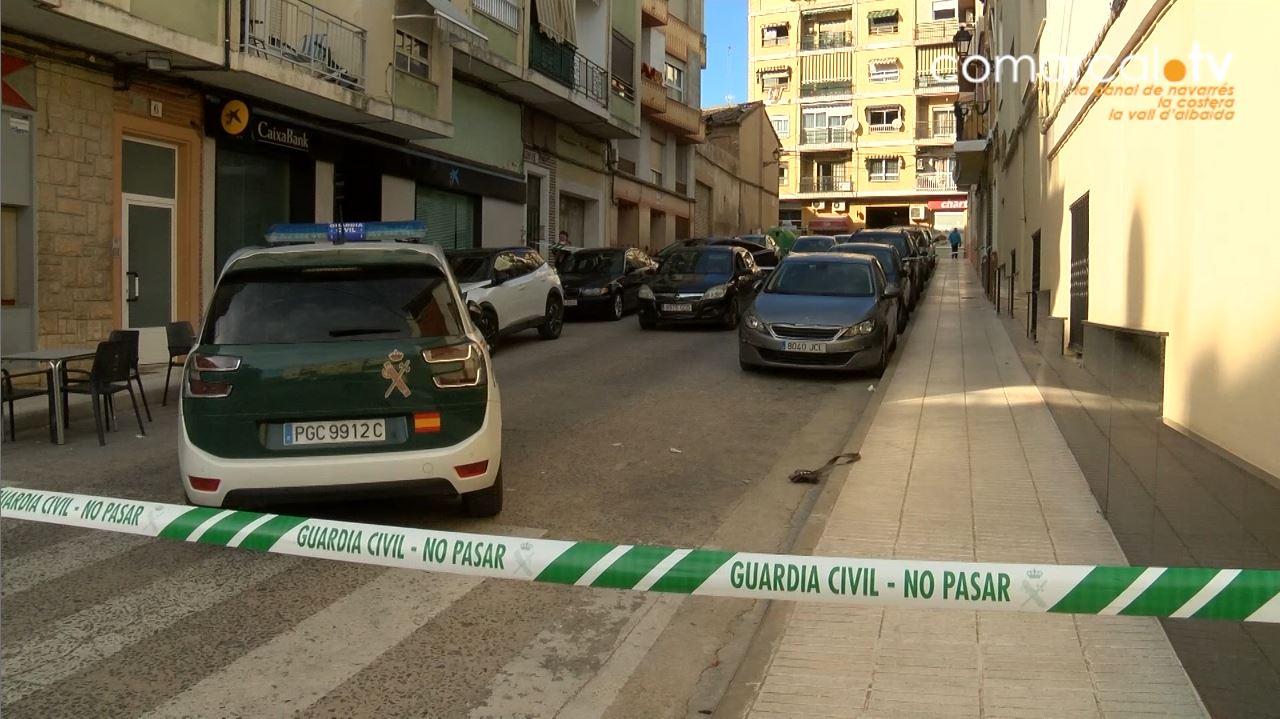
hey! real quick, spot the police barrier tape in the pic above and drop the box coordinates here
[4,487,1280,623]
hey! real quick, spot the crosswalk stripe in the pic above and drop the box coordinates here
[1,532,150,597]
[1,552,295,707]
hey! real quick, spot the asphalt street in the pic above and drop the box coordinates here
[1,315,878,718]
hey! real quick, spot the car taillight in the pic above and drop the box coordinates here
[454,460,488,478]
[422,342,485,388]
[186,353,240,398]
[188,476,221,492]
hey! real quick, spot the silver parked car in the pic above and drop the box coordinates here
[738,253,900,375]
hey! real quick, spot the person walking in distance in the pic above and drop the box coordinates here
[948,227,962,259]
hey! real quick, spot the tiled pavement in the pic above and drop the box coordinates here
[744,259,1207,718]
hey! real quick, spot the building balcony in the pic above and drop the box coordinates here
[916,172,957,191]
[640,75,669,115]
[651,96,705,143]
[800,80,854,99]
[800,31,854,52]
[799,176,854,194]
[801,127,854,147]
[242,0,367,91]
[642,0,669,27]
[530,30,608,109]
[915,20,960,45]
[915,119,956,143]
[916,72,960,94]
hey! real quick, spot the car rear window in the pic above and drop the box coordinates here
[854,232,911,257]
[792,237,835,253]
[203,264,465,344]
[836,245,899,280]
[765,260,876,297]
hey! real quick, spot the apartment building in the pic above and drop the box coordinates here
[953,0,1278,481]
[0,0,652,359]
[610,0,705,253]
[747,0,974,234]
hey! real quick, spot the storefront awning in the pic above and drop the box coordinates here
[763,21,791,29]
[424,0,487,43]
[869,57,900,67]
[868,9,899,20]
[865,154,902,163]
[756,65,791,75]
[534,0,577,45]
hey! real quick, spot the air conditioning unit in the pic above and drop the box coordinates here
[812,200,826,210]
[909,205,928,221]
[832,201,847,212]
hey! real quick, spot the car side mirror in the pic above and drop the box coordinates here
[883,286,902,299]
[468,302,485,324]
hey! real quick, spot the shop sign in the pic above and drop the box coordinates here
[211,98,313,152]
[927,199,968,211]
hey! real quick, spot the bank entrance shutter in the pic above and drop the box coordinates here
[415,187,476,250]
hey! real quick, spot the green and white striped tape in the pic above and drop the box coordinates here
[4,487,1279,623]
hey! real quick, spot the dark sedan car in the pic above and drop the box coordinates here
[833,242,910,336]
[790,235,838,254]
[657,237,780,273]
[739,253,900,375]
[851,229,923,308]
[558,248,656,321]
[886,225,936,278]
[639,246,763,330]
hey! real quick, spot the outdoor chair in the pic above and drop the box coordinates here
[61,341,146,446]
[108,329,152,422]
[2,367,54,441]
[163,321,195,406]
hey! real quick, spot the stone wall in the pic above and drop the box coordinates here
[34,58,114,348]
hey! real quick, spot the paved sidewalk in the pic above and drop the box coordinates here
[744,259,1207,718]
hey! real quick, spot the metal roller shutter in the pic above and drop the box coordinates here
[414,187,476,250]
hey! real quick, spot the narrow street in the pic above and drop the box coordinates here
[0,319,877,718]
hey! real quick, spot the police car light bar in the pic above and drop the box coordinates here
[264,221,428,245]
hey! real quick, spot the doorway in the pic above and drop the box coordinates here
[121,137,178,360]
[865,205,908,228]
[1030,230,1041,340]
[1069,194,1090,353]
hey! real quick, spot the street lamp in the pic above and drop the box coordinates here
[952,26,973,58]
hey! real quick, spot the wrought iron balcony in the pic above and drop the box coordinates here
[799,176,853,193]
[530,31,608,108]
[916,172,957,191]
[800,31,854,51]
[242,0,367,91]
[801,127,853,146]
[799,80,854,98]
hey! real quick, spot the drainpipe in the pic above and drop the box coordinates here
[223,0,232,69]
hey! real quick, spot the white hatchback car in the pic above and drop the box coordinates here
[446,248,564,351]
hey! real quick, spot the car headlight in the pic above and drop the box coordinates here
[703,284,728,300]
[639,285,654,300]
[841,320,876,337]
[744,314,763,330]
[580,287,609,296]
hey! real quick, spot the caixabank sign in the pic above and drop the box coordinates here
[206,98,316,153]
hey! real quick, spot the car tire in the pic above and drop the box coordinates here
[478,309,500,352]
[720,298,739,330]
[872,338,889,377]
[608,293,624,321]
[538,294,563,340]
[461,468,503,518]
[639,314,657,330]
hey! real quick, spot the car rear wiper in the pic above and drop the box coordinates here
[328,328,401,337]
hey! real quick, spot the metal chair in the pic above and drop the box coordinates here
[62,341,146,446]
[108,329,152,422]
[2,368,55,441]
[163,321,195,406]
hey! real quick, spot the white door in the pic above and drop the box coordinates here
[121,138,178,363]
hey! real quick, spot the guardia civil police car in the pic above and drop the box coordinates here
[178,222,503,516]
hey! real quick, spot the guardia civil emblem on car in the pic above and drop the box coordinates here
[382,349,411,398]
[178,222,506,518]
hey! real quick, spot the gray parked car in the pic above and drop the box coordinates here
[739,253,900,375]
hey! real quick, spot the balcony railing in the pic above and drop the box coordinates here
[916,172,957,191]
[611,75,635,102]
[530,31,607,108]
[242,0,367,91]
[799,176,853,193]
[642,0,669,27]
[473,0,520,31]
[800,81,853,98]
[761,36,790,48]
[915,20,959,44]
[801,127,853,145]
[800,31,854,51]
[916,119,956,140]
[654,97,704,140]
[916,71,959,90]
[640,75,668,114]
[868,121,902,133]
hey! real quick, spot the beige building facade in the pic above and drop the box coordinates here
[747,0,973,235]
[694,102,781,237]
[956,0,1280,480]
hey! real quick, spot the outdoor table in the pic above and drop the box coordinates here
[2,347,96,445]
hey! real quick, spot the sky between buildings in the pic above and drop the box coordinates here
[701,0,749,107]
